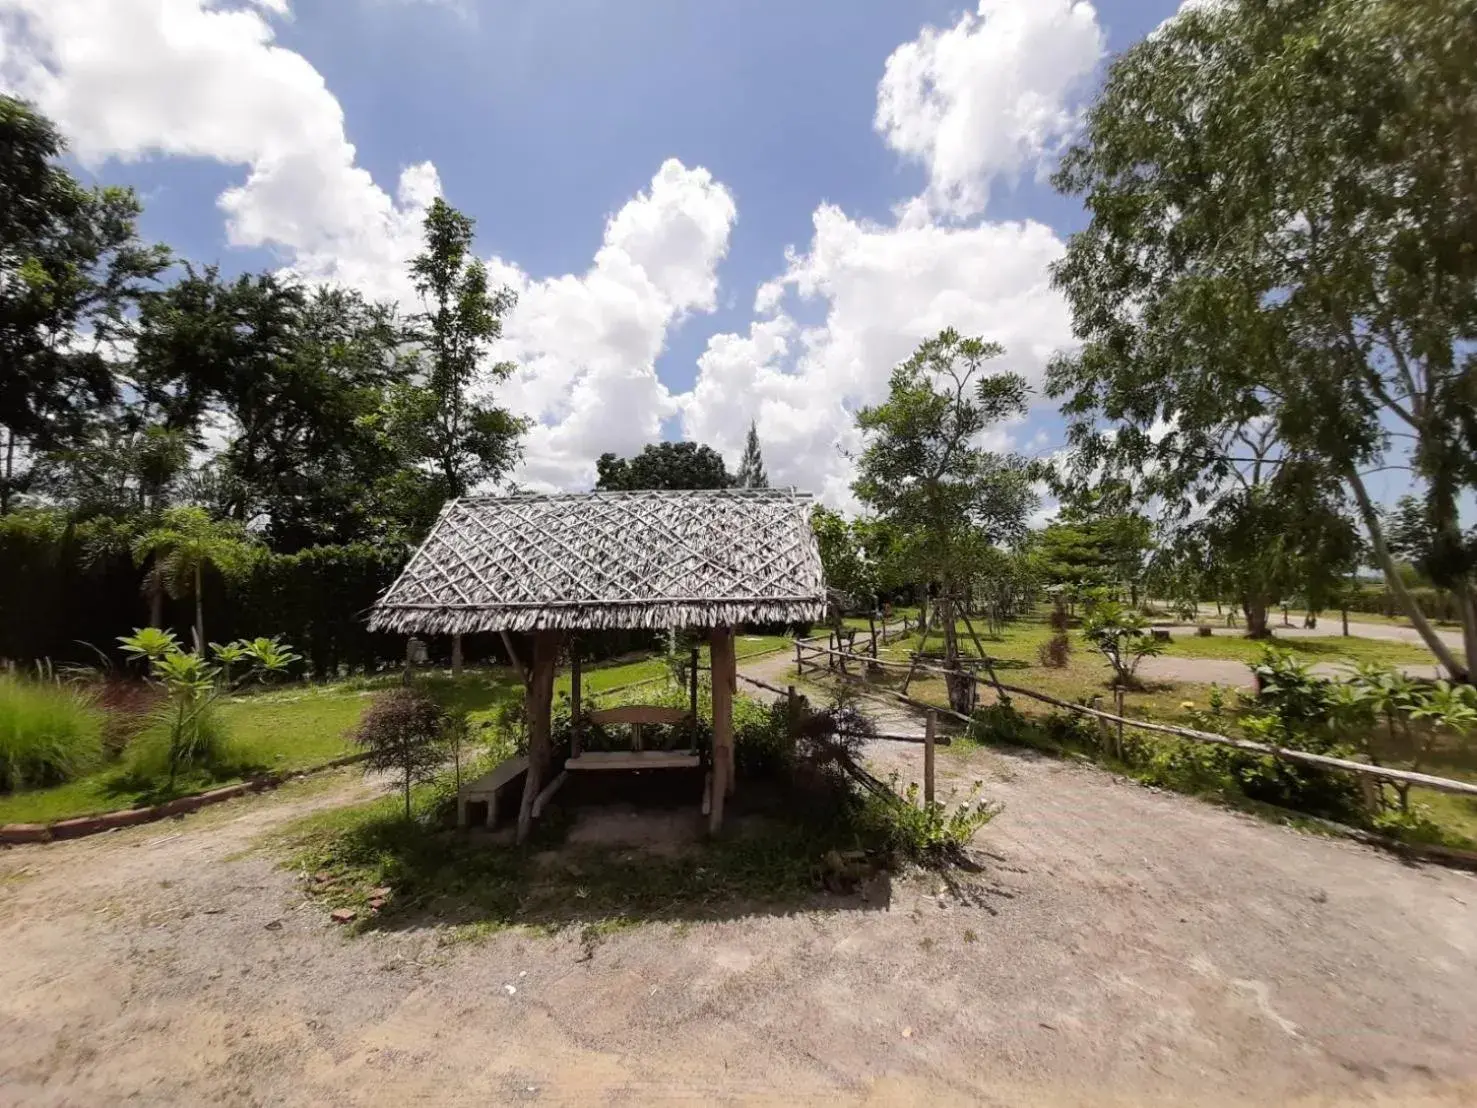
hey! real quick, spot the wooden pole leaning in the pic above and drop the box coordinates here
[570,641,583,760]
[516,629,562,844]
[924,711,937,805]
[709,625,737,832]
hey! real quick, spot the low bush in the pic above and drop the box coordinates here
[124,701,236,782]
[0,674,106,791]
[733,696,792,780]
[1036,633,1071,668]
[353,687,454,819]
[858,774,1001,864]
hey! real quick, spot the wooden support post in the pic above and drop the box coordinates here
[794,640,804,677]
[570,643,583,760]
[1114,685,1126,761]
[500,629,528,687]
[709,625,736,831]
[960,609,1010,708]
[402,636,413,686]
[516,630,561,844]
[451,633,464,678]
[786,683,800,761]
[869,612,878,657]
[689,646,699,721]
[924,711,937,806]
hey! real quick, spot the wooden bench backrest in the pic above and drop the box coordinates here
[586,705,690,727]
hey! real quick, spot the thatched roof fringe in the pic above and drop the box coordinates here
[369,488,827,634]
[367,599,825,635]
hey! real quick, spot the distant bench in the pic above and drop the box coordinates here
[455,755,528,829]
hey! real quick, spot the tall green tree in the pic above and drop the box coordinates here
[1034,502,1154,604]
[595,441,734,491]
[811,505,876,607]
[735,420,769,489]
[209,282,422,548]
[132,507,258,651]
[405,198,525,503]
[0,96,170,513]
[853,328,1038,710]
[1048,0,1477,678]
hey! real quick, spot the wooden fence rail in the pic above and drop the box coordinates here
[787,640,1477,801]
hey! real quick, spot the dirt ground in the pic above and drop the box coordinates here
[3,668,1477,1106]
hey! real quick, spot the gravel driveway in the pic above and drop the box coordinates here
[2,678,1475,1106]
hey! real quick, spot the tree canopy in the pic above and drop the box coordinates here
[854,328,1038,708]
[736,421,769,489]
[0,96,170,513]
[595,441,734,491]
[1048,0,1477,676]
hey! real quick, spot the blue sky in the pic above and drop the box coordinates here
[25,0,1379,510]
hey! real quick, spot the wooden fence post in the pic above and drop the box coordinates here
[794,640,804,677]
[1114,685,1126,760]
[786,684,800,761]
[570,646,583,759]
[924,711,937,805]
[689,646,700,720]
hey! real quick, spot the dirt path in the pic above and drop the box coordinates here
[2,665,1476,1106]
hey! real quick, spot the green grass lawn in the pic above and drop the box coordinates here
[1160,631,1439,668]
[868,609,1442,672]
[0,682,381,825]
[0,641,795,827]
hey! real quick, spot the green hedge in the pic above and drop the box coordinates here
[0,512,662,675]
[0,514,411,674]
[1342,583,1463,623]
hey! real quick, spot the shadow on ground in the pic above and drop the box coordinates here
[280,770,902,934]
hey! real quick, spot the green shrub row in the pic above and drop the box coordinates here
[1342,583,1464,623]
[0,512,670,677]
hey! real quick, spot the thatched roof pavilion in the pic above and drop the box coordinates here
[369,489,826,837]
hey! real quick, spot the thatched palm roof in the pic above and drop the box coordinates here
[368,489,827,633]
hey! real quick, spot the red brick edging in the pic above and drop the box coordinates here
[0,752,370,845]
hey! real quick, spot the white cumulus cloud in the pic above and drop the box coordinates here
[0,0,738,493]
[3,0,1100,502]
[875,0,1103,220]
[680,0,1097,509]
[681,208,1073,510]
[488,160,737,490]
[0,0,437,303]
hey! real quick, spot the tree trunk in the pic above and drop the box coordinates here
[939,589,972,715]
[149,577,165,629]
[516,630,560,844]
[1243,597,1271,639]
[1,428,13,515]
[194,563,205,654]
[1461,586,1477,681]
[1347,468,1468,680]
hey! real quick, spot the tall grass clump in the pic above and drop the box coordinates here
[0,673,105,791]
[124,701,236,783]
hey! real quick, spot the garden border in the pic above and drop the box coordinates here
[0,751,370,845]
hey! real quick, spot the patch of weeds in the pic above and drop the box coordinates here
[963,928,978,944]
[855,775,1001,865]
